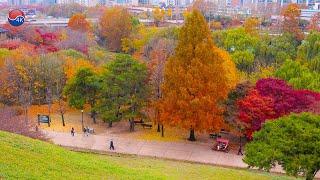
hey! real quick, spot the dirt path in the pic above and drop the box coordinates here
[45,130,320,178]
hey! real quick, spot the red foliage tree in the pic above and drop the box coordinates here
[33,29,59,53]
[0,39,21,50]
[255,78,318,116]
[237,89,275,138]
[233,78,320,139]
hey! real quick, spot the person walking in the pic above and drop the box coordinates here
[83,127,87,136]
[237,144,243,155]
[71,127,75,136]
[109,139,115,150]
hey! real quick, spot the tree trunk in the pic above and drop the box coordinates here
[129,119,134,132]
[61,113,65,126]
[108,121,113,127]
[188,129,196,141]
[306,169,318,180]
[90,110,97,124]
[157,123,160,132]
[47,102,51,125]
[132,119,135,132]
[24,106,28,125]
[161,125,164,137]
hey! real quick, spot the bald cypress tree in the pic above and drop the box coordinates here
[158,10,238,141]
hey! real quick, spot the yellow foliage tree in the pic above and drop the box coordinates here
[167,8,173,20]
[158,10,238,141]
[210,21,222,30]
[122,25,159,54]
[153,7,165,27]
[243,17,260,36]
[63,57,95,80]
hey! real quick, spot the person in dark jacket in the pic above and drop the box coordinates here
[71,127,75,136]
[109,139,115,150]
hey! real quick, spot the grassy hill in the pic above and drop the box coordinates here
[0,131,295,180]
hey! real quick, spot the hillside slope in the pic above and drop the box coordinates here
[0,131,294,180]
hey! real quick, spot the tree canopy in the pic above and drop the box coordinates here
[159,10,238,141]
[97,54,148,127]
[244,113,320,180]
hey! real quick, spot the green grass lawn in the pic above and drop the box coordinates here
[0,131,296,180]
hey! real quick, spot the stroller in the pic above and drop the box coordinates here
[212,138,230,153]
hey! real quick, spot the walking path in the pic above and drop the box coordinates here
[45,131,320,178]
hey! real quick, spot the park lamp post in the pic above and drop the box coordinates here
[81,109,84,131]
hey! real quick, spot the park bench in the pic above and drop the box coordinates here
[209,133,221,139]
[134,119,144,124]
[209,129,229,139]
[141,123,152,129]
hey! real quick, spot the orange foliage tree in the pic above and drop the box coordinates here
[99,7,132,52]
[244,17,260,36]
[158,10,238,141]
[68,13,92,32]
[281,4,304,40]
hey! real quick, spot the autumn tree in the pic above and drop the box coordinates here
[209,21,222,30]
[190,0,209,15]
[243,17,260,36]
[256,78,319,117]
[58,29,96,54]
[121,25,159,54]
[36,55,66,124]
[64,67,100,123]
[2,22,28,39]
[140,27,178,61]
[5,57,36,123]
[225,78,320,139]
[308,12,320,32]
[147,38,175,134]
[153,7,165,27]
[223,81,252,135]
[68,13,92,33]
[281,4,304,40]
[159,10,238,141]
[38,55,66,126]
[99,7,132,52]
[167,8,173,20]
[237,89,275,138]
[244,113,320,180]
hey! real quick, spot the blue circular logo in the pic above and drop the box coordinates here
[8,9,25,27]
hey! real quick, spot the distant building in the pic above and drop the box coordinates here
[57,0,75,4]
[57,0,103,6]
[44,0,57,5]
[300,8,320,20]
[138,0,149,5]
[98,0,106,5]
[8,0,27,5]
